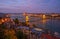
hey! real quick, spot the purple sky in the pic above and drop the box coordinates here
[0,0,60,13]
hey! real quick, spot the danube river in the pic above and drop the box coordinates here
[10,13,60,33]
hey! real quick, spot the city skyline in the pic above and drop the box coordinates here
[0,0,60,13]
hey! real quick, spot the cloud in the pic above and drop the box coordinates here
[0,0,60,13]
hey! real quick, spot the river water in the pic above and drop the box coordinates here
[10,13,60,33]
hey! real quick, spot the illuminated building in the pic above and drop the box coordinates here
[25,15,29,25]
[0,13,10,24]
[43,15,46,19]
[26,15,29,22]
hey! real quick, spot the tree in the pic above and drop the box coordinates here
[21,22,27,26]
[13,18,19,24]
[32,24,37,28]
[0,24,5,39]
[0,29,5,39]
[1,23,6,29]
[4,29,17,39]
[16,30,27,39]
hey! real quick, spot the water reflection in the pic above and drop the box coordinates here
[42,19,47,28]
[42,15,46,19]
[10,14,60,33]
[42,19,46,24]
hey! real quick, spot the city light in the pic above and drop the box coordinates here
[26,15,29,22]
[0,21,2,24]
[43,15,46,19]
[1,19,5,22]
[51,14,58,17]
[5,18,8,21]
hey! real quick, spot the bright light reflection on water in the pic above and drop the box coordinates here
[10,14,60,33]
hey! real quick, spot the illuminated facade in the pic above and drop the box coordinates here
[43,15,46,19]
[0,13,10,24]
